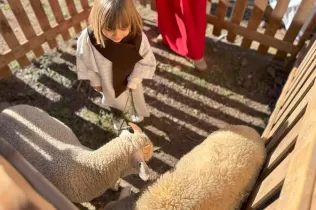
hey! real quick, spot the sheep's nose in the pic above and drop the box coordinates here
[139,173,149,181]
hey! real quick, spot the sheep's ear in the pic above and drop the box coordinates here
[129,122,142,134]
[134,153,150,181]
[137,161,150,181]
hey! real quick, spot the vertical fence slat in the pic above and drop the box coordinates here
[257,0,291,54]
[28,0,57,49]
[0,9,30,68]
[226,0,248,42]
[7,0,44,58]
[80,0,90,22]
[80,0,89,9]
[241,0,268,48]
[140,0,146,6]
[47,0,71,41]
[286,12,316,69]
[150,0,157,11]
[0,66,13,79]
[213,0,228,36]
[274,0,316,61]
[65,0,82,34]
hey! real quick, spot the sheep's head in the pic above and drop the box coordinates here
[119,123,153,181]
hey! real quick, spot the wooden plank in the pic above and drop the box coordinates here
[48,0,71,41]
[0,157,56,210]
[0,10,90,70]
[213,0,229,36]
[7,0,44,58]
[0,9,30,68]
[261,65,297,141]
[275,92,316,210]
[257,0,291,54]
[150,0,157,11]
[80,0,90,22]
[263,117,302,177]
[0,66,12,79]
[287,37,316,95]
[266,87,310,149]
[245,153,292,209]
[80,0,90,9]
[275,58,316,125]
[226,0,248,42]
[279,63,316,123]
[286,33,316,86]
[28,0,57,49]
[207,15,297,54]
[140,0,146,6]
[271,64,316,133]
[285,13,316,69]
[274,0,316,60]
[0,137,78,210]
[65,0,82,34]
[241,0,269,48]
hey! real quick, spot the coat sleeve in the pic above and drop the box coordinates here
[76,29,102,87]
[127,32,156,89]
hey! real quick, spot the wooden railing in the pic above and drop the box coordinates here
[0,0,315,79]
[0,0,91,79]
[244,32,316,210]
[139,0,316,68]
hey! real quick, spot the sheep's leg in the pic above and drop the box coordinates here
[118,186,132,200]
[110,180,121,191]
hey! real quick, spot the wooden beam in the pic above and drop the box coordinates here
[241,0,268,48]
[213,0,228,36]
[257,0,291,54]
[207,15,297,54]
[0,10,90,70]
[274,0,316,60]
[226,0,248,42]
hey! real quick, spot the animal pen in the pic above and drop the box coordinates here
[0,0,315,209]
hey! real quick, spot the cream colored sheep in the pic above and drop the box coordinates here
[0,104,153,203]
[105,125,266,210]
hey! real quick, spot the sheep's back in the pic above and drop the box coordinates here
[0,105,85,182]
[136,126,266,210]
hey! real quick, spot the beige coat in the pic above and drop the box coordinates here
[76,29,156,117]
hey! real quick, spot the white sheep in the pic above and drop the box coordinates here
[0,104,153,203]
[105,125,266,210]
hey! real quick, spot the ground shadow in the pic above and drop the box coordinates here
[0,12,287,209]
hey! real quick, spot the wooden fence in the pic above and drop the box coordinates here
[244,32,316,210]
[0,0,91,79]
[139,0,316,67]
[0,1,316,209]
[0,0,315,79]
[0,137,78,210]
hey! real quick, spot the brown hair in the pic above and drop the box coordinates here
[88,0,143,47]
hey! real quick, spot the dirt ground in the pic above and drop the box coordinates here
[0,1,288,209]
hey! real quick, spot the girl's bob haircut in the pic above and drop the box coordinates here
[89,0,143,47]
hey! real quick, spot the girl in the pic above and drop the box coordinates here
[155,0,208,71]
[76,0,156,130]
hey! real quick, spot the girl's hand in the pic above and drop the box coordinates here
[128,88,136,92]
[93,86,102,93]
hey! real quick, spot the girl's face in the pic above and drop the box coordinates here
[102,26,131,43]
